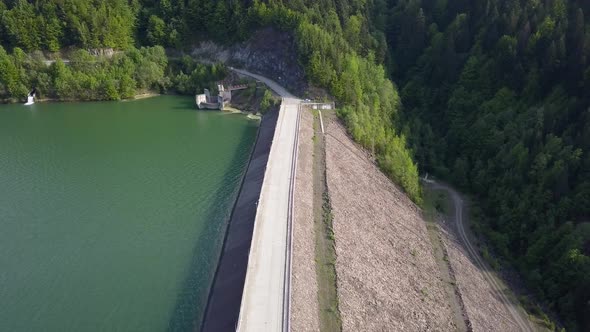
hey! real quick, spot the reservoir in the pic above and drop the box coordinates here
[0,96,259,331]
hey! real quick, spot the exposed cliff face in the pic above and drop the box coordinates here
[191,28,307,96]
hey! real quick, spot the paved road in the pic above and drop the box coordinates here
[233,68,300,332]
[230,68,296,99]
[424,179,533,332]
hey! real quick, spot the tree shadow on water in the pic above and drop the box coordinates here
[165,126,258,332]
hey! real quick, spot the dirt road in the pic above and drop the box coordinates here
[424,179,533,332]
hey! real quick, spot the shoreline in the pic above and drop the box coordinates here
[3,91,162,105]
[221,106,262,120]
[131,92,160,100]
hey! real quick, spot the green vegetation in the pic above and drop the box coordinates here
[167,56,227,95]
[259,89,273,114]
[0,45,226,102]
[386,1,590,330]
[521,295,561,331]
[231,85,278,114]
[312,110,342,332]
[317,190,341,330]
[2,0,589,329]
[1,0,421,206]
[0,0,135,52]
[480,246,501,271]
[424,188,451,216]
[0,0,275,51]
[0,46,169,101]
[246,1,423,203]
[0,1,229,102]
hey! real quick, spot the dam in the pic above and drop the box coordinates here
[202,70,301,332]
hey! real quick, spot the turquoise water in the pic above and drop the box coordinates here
[0,96,258,331]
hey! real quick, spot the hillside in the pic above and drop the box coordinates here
[324,116,457,331]
[387,1,590,330]
[1,0,589,330]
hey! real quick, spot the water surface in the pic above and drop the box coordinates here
[0,96,258,331]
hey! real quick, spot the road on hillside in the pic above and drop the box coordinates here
[230,68,296,98]
[424,179,533,332]
[42,62,295,99]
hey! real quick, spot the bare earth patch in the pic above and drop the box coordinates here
[440,225,521,332]
[291,109,320,331]
[325,119,455,331]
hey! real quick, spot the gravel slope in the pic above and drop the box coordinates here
[440,227,521,332]
[325,119,455,331]
[291,109,320,331]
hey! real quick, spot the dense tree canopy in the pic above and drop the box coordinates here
[0,44,226,102]
[0,45,170,101]
[386,0,590,330]
[1,1,588,329]
[0,0,136,51]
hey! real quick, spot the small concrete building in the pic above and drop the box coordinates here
[196,88,223,110]
[195,84,248,110]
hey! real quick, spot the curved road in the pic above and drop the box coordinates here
[230,68,296,99]
[424,179,533,332]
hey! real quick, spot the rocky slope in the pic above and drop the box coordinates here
[191,28,307,96]
[324,117,456,331]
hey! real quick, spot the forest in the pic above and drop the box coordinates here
[0,44,225,102]
[386,0,590,330]
[0,0,227,101]
[1,0,589,330]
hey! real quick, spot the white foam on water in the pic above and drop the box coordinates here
[24,95,34,106]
